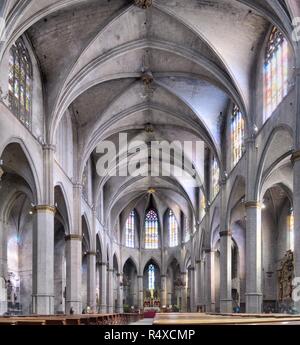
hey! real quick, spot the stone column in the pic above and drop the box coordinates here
[0,220,7,315]
[292,151,300,312]
[160,275,167,308]
[245,201,262,313]
[189,267,196,312]
[32,205,55,315]
[219,230,232,313]
[107,268,114,313]
[117,273,124,313]
[180,272,187,312]
[292,51,300,312]
[99,262,107,313]
[199,259,205,310]
[195,260,201,309]
[138,275,144,310]
[205,250,216,312]
[65,234,82,314]
[87,252,96,312]
[244,135,262,313]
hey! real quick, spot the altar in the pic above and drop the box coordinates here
[144,289,160,309]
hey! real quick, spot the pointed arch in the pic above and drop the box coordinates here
[226,175,246,228]
[0,138,41,202]
[54,184,71,234]
[255,125,293,200]
[96,233,104,262]
[123,256,138,273]
[82,214,91,252]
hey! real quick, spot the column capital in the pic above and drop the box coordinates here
[294,67,300,77]
[244,137,256,145]
[42,144,56,152]
[86,251,97,256]
[244,201,261,209]
[219,177,227,186]
[137,275,143,279]
[219,230,232,237]
[98,262,107,267]
[107,268,114,273]
[73,181,83,189]
[204,248,215,254]
[134,0,152,9]
[291,150,300,164]
[65,234,82,242]
[34,205,56,214]
[160,275,167,278]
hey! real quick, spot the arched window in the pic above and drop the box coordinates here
[145,209,159,249]
[125,210,135,248]
[200,192,206,220]
[8,37,33,128]
[264,27,288,120]
[148,264,155,290]
[288,210,294,252]
[184,216,190,243]
[231,105,245,167]
[212,156,220,199]
[169,209,178,247]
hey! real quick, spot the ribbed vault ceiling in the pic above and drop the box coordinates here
[1,0,296,227]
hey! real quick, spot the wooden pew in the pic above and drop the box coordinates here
[0,313,140,326]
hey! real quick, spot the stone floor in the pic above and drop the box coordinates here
[130,318,154,325]
[153,313,300,325]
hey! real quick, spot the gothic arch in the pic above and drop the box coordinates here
[255,125,293,201]
[0,139,41,203]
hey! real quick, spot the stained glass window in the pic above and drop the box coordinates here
[212,156,220,199]
[264,27,288,120]
[169,209,178,247]
[200,192,206,220]
[231,105,245,167]
[184,216,190,243]
[8,37,32,128]
[125,210,135,248]
[288,210,294,252]
[148,264,155,290]
[145,209,159,249]
[82,162,88,202]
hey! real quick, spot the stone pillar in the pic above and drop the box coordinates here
[117,273,124,313]
[292,151,300,312]
[219,230,232,313]
[199,259,205,310]
[138,275,144,310]
[99,262,107,313]
[107,268,114,313]
[65,235,82,314]
[245,201,262,313]
[195,260,201,309]
[0,220,7,315]
[293,52,300,312]
[180,272,187,312]
[205,250,216,312]
[160,275,167,308]
[189,267,196,312]
[32,205,55,315]
[87,252,96,312]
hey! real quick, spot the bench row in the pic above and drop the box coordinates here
[0,313,142,326]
